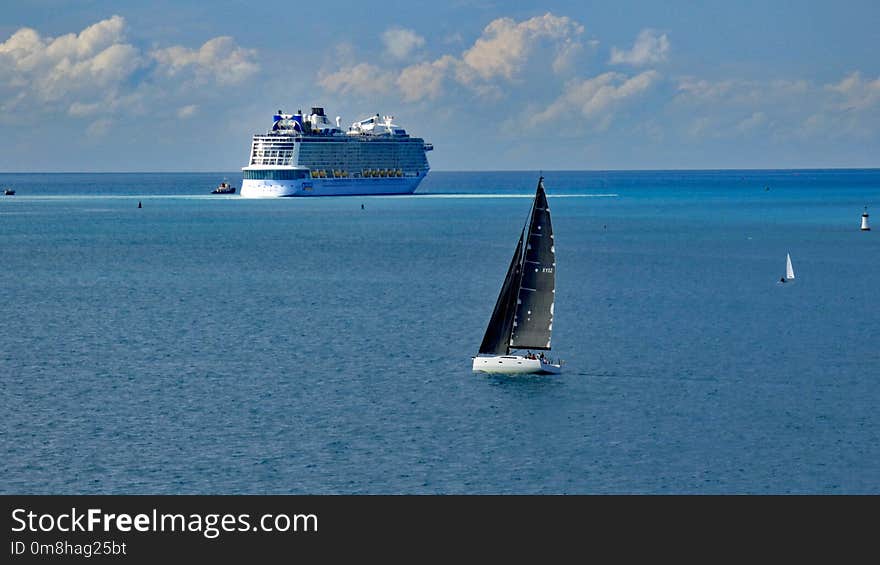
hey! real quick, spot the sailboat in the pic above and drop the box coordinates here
[779,253,795,284]
[472,176,562,374]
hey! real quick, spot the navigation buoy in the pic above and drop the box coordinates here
[861,206,870,231]
[138,201,142,209]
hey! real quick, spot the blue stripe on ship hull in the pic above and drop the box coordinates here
[240,176,426,197]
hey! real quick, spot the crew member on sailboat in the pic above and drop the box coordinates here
[472,177,562,374]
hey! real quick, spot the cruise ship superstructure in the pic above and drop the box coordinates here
[240,107,433,197]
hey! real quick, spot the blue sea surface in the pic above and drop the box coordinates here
[1,170,878,494]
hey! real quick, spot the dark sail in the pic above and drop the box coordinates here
[478,231,525,355]
[510,177,555,351]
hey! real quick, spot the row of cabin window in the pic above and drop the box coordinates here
[243,170,310,180]
[250,159,293,166]
[253,150,294,158]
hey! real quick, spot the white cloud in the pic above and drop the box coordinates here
[0,16,260,132]
[396,55,456,102]
[0,27,44,70]
[0,15,127,72]
[0,15,142,106]
[610,29,669,66]
[318,62,394,95]
[382,27,425,60]
[319,12,585,102]
[458,13,584,82]
[151,36,258,85]
[673,72,880,141]
[47,15,126,60]
[826,71,880,111]
[676,77,808,107]
[827,72,862,95]
[52,43,141,90]
[533,70,660,126]
[552,39,583,74]
[16,16,873,154]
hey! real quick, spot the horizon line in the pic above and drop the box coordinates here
[1,166,879,174]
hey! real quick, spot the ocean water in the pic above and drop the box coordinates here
[1,170,878,494]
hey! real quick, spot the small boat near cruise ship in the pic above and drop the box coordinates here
[212,181,236,194]
[240,106,432,197]
[472,176,563,375]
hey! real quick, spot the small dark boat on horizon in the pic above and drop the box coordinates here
[3,188,15,195]
[212,181,236,194]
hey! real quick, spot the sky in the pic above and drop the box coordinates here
[1,0,878,171]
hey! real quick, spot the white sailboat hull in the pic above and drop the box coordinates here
[472,355,562,375]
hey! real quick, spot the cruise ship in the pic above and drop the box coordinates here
[240,107,433,197]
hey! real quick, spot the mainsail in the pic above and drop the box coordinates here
[477,177,556,355]
[510,178,555,351]
[473,176,563,374]
[786,253,795,280]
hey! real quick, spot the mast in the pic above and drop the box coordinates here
[510,177,556,351]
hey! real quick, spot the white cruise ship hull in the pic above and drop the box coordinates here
[240,176,425,198]
[472,355,562,375]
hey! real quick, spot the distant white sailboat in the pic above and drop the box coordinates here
[779,253,795,284]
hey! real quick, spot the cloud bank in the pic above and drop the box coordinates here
[0,15,259,132]
[316,12,669,133]
[3,10,877,167]
[533,70,660,127]
[674,73,880,140]
[319,12,587,103]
